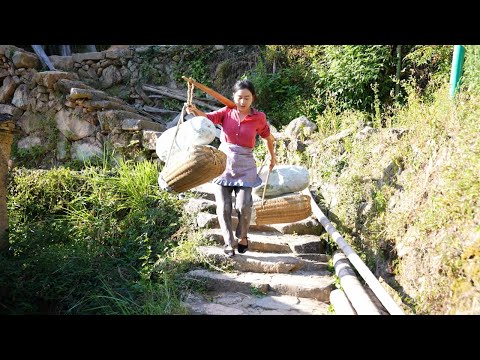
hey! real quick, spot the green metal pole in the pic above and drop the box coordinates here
[450,45,465,97]
[395,45,402,100]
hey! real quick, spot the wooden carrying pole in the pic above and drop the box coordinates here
[182,76,236,108]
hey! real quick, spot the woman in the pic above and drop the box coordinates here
[186,79,276,257]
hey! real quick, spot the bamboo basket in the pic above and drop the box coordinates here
[159,144,226,193]
[251,193,312,225]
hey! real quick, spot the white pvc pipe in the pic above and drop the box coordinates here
[330,289,357,315]
[333,251,381,315]
[303,188,405,315]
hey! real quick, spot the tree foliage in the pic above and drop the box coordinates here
[247,45,455,128]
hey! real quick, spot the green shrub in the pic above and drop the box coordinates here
[463,45,480,95]
[248,61,315,128]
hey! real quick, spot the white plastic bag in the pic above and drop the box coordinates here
[253,165,310,199]
[156,116,216,162]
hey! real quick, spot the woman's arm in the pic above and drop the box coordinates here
[185,103,207,117]
[263,133,276,170]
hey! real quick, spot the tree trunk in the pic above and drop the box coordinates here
[85,45,97,52]
[60,45,72,56]
[0,121,14,250]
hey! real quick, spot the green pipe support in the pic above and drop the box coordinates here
[450,45,465,97]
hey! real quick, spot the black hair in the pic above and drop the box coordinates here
[233,79,256,99]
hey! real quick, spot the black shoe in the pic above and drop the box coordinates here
[237,239,249,254]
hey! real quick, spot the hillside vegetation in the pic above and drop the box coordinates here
[303,87,480,314]
[1,45,478,314]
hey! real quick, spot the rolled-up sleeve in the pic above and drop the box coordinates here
[205,106,228,125]
[257,113,271,138]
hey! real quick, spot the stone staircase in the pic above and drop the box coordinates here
[181,184,336,315]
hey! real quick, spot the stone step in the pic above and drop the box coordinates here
[270,217,324,236]
[190,182,217,201]
[184,198,217,214]
[183,290,330,315]
[196,246,330,274]
[296,253,331,262]
[187,183,334,314]
[196,212,280,233]
[202,228,328,255]
[185,269,335,302]
[190,183,324,235]
[196,211,323,236]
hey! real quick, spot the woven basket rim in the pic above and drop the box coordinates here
[161,145,226,193]
[253,193,312,224]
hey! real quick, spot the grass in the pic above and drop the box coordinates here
[250,286,268,297]
[69,275,188,315]
[2,157,206,314]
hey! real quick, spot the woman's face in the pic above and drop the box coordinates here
[233,88,254,113]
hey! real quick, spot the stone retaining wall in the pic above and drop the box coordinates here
[0,45,259,168]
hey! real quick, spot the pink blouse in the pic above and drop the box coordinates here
[205,106,271,148]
